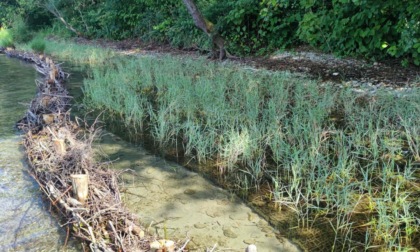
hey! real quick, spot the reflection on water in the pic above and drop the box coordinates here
[0,55,78,251]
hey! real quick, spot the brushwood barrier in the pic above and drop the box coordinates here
[0,48,164,251]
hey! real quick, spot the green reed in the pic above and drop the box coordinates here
[44,40,420,251]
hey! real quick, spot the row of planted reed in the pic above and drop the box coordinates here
[41,39,420,251]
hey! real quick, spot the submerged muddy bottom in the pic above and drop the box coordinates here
[0,138,75,251]
[98,132,300,252]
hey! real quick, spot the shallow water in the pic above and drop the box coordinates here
[0,55,78,251]
[97,132,300,252]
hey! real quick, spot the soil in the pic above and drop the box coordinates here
[70,37,420,87]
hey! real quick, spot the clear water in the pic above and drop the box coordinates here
[0,55,78,251]
[98,132,300,252]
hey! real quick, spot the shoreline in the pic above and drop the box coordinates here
[1,48,160,251]
[8,38,418,252]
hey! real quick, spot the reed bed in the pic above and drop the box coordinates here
[40,40,420,251]
[5,49,154,251]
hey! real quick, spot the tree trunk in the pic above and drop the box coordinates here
[182,0,226,60]
[43,1,83,37]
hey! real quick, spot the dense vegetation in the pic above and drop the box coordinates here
[35,39,420,251]
[1,0,419,64]
[1,1,420,251]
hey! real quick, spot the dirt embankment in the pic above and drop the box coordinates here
[70,37,420,87]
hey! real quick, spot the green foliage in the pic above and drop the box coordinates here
[297,0,420,64]
[2,0,419,63]
[29,35,46,53]
[215,0,300,54]
[48,22,73,39]
[10,16,32,43]
[0,28,14,48]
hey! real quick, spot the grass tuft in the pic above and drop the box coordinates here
[29,36,46,53]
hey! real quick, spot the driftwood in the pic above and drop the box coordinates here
[3,49,171,251]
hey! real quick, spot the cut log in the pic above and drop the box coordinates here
[42,114,55,124]
[53,138,66,155]
[70,174,89,205]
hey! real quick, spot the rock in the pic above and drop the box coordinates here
[206,210,222,218]
[261,227,272,233]
[223,227,238,238]
[159,239,175,252]
[151,240,175,252]
[183,189,196,195]
[150,240,162,251]
[243,239,256,245]
[245,244,257,252]
[247,212,256,222]
[194,223,207,229]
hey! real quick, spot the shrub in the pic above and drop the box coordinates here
[0,28,14,48]
[10,16,32,43]
[30,36,46,53]
[297,0,420,64]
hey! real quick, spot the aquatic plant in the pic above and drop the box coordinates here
[45,40,420,251]
[43,40,117,66]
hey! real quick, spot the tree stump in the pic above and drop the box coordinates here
[70,174,89,205]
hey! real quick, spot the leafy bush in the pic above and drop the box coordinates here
[217,0,300,55]
[10,16,32,43]
[0,28,14,48]
[30,36,46,53]
[2,0,419,64]
[297,0,420,64]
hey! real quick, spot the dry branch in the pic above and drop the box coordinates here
[3,49,168,251]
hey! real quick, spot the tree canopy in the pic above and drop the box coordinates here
[1,0,419,64]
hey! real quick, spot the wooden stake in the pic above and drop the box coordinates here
[70,174,89,205]
[42,114,54,124]
[53,138,66,155]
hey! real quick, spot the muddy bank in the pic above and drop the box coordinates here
[67,37,420,87]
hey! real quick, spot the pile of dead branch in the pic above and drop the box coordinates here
[7,50,159,251]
